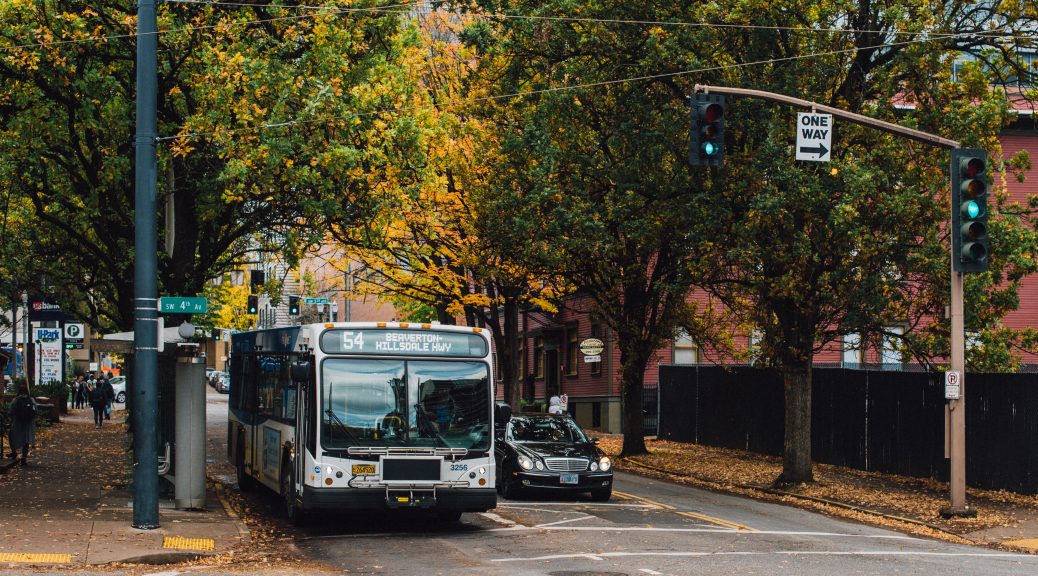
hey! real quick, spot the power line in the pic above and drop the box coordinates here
[0,1,415,52]
[157,29,991,142]
[1,1,1029,53]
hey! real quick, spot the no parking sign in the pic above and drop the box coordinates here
[945,370,961,400]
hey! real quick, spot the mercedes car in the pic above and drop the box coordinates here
[495,413,612,501]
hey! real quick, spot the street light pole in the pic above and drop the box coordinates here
[133,0,160,530]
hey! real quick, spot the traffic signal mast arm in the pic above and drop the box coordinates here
[693,84,960,149]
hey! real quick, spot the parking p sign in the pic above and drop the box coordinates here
[945,370,961,400]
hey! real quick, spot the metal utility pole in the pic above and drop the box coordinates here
[693,85,971,516]
[133,0,160,530]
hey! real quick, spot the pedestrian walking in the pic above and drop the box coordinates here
[88,382,106,428]
[7,385,37,465]
[99,373,114,420]
[71,376,82,409]
[76,375,88,409]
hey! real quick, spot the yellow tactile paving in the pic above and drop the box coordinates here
[0,552,72,563]
[1006,538,1038,551]
[162,536,215,552]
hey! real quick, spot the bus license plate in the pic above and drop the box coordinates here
[352,464,376,475]
[560,474,578,485]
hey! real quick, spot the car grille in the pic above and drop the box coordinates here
[544,457,589,472]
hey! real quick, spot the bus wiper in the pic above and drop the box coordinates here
[324,409,357,441]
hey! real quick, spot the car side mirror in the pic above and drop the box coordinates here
[591,437,599,445]
[494,402,512,425]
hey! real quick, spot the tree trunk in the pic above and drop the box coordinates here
[502,298,522,410]
[778,363,813,484]
[619,355,648,456]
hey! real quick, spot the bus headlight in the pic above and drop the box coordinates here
[518,455,533,471]
[599,457,612,472]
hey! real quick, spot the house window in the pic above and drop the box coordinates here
[881,326,904,368]
[565,324,579,376]
[843,333,863,368]
[590,322,602,376]
[748,329,763,366]
[533,337,544,379]
[673,331,698,364]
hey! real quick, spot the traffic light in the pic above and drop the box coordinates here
[247,295,259,314]
[689,93,725,167]
[951,149,990,273]
[289,295,300,315]
[250,270,265,289]
[211,328,221,341]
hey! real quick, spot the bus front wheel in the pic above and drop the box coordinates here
[281,466,305,525]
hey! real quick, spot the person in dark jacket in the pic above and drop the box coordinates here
[7,386,37,465]
[99,374,114,420]
[88,382,107,428]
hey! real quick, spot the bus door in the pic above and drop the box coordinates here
[290,357,313,492]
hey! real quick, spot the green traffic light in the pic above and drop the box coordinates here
[964,201,980,219]
[702,142,717,156]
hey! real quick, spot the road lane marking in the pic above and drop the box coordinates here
[497,501,656,509]
[491,550,1038,562]
[535,515,595,528]
[480,512,519,527]
[639,569,663,575]
[614,489,755,531]
[485,526,918,540]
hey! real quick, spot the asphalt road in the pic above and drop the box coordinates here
[202,388,1038,576]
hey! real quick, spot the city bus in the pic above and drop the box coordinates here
[227,322,498,522]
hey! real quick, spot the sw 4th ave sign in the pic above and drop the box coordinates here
[796,112,832,162]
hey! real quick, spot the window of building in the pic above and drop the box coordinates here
[673,330,698,365]
[565,324,579,376]
[533,337,544,379]
[843,333,863,368]
[589,322,602,377]
[748,329,763,366]
[881,326,905,368]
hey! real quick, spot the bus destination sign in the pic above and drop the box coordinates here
[320,329,488,358]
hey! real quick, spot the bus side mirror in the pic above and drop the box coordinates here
[290,360,311,382]
[495,403,512,425]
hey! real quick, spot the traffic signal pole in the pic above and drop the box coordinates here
[693,85,973,516]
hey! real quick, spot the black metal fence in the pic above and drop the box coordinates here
[658,365,1038,494]
[643,384,658,436]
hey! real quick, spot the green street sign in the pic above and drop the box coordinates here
[304,297,329,305]
[159,296,208,314]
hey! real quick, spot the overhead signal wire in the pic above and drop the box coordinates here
[0,1,416,52]
[157,28,991,142]
[0,0,1026,53]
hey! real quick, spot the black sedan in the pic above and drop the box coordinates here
[495,414,613,501]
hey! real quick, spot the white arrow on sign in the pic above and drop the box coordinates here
[796,112,832,162]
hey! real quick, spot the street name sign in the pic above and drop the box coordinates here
[304,297,329,305]
[159,296,208,314]
[945,370,961,400]
[796,112,832,162]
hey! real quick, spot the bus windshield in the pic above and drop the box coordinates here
[321,358,490,451]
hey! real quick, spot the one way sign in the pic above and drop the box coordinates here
[796,112,832,162]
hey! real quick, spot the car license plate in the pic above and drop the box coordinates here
[560,474,578,485]
[352,464,376,475]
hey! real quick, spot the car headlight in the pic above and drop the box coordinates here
[599,457,612,471]
[590,461,599,471]
[534,460,544,470]
[518,455,533,470]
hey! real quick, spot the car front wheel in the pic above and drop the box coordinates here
[116,392,126,403]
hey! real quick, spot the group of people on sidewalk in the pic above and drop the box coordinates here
[70,373,115,428]
[5,372,116,467]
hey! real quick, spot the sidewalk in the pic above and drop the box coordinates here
[0,406,245,568]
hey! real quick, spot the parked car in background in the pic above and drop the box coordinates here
[495,413,612,501]
[213,372,230,394]
[206,367,217,383]
[108,376,127,403]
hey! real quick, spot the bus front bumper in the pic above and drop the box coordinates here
[301,485,496,513]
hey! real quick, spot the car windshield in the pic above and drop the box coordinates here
[321,358,490,451]
[508,418,588,443]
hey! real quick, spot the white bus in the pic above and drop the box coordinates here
[227,322,497,522]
